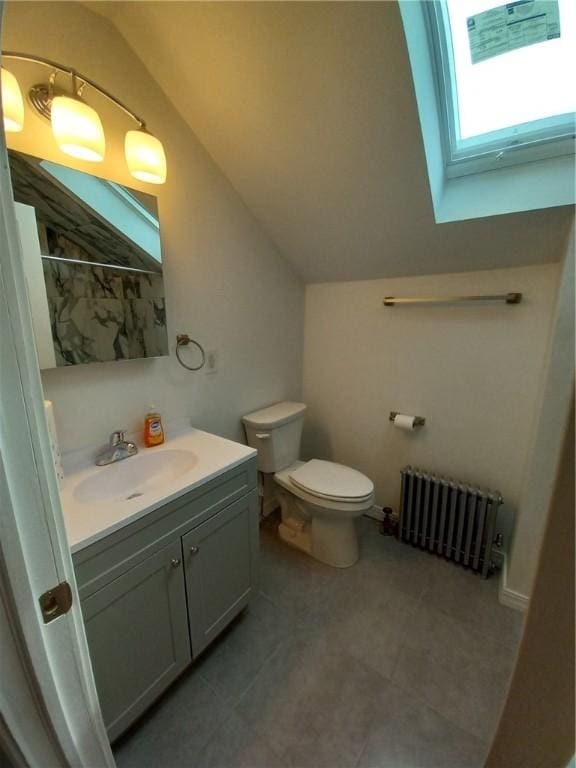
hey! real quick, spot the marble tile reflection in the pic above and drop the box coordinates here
[44,260,168,365]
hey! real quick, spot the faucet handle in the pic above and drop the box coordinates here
[110,430,126,446]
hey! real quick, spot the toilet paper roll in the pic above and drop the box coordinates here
[393,414,416,431]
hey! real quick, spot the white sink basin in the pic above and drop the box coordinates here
[74,448,198,503]
[61,427,257,553]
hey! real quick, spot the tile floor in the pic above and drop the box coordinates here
[114,514,523,768]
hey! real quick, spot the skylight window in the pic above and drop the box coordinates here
[428,0,576,177]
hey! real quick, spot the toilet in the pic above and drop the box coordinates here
[243,402,374,568]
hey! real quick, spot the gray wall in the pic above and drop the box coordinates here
[505,226,575,597]
[303,263,563,597]
[5,2,304,452]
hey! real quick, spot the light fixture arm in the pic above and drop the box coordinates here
[2,51,146,129]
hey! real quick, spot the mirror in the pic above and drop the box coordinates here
[9,149,169,368]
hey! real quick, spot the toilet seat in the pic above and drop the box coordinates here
[289,459,374,503]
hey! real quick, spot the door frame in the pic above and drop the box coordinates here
[0,17,114,766]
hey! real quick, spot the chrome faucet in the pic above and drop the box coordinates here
[96,430,138,466]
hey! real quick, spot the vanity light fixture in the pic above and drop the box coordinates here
[125,128,167,185]
[50,92,105,162]
[1,52,167,184]
[1,67,25,132]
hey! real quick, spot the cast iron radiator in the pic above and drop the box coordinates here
[398,466,503,578]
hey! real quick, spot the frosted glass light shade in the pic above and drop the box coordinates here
[125,129,167,184]
[51,95,105,162]
[1,67,24,132]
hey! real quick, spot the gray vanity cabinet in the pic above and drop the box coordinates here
[81,539,191,741]
[183,491,258,656]
[72,457,258,742]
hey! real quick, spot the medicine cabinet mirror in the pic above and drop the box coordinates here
[9,149,168,368]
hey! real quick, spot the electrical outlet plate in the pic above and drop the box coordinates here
[205,349,219,375]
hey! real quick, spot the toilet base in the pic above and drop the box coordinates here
[278,520,312,557]
[311,516,359,568]
[276,487,360,568]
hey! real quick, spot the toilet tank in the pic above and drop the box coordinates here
[243,402,306,473]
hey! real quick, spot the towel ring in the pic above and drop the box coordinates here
[175,334,206,371]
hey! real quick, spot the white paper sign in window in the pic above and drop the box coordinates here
[467,0,561,64]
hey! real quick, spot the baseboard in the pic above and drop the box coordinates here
[363,505,384,522]
[498,554,530,613]
[500,585,529,612]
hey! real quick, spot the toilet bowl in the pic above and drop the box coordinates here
[275,459,374,567]
[242,402,374,568]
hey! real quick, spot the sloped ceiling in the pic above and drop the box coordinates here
[89,1,572,283]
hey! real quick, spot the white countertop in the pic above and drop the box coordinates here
[60,426,256,554]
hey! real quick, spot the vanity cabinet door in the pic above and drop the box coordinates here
[81,539,191,741]
[183,490,259,656]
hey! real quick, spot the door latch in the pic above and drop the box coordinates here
[39,581,73,623]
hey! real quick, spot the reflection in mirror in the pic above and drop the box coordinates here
[9,150,169,367]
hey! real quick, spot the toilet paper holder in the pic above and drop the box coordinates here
[389,412,426,427]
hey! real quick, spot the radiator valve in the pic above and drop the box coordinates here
[380,507,398,537]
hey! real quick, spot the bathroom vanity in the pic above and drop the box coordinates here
[61,428,258,741]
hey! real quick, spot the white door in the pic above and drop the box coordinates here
[0,24,115,768]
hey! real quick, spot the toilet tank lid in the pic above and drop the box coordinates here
[243,401,306,429]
